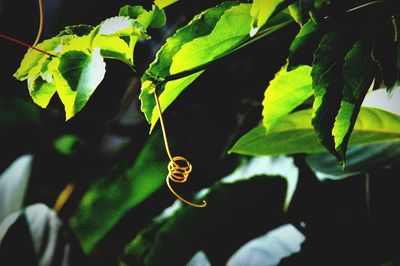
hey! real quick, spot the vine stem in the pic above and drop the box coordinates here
[0,0,54,57]
[0,34,53,56]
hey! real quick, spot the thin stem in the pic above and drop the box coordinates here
[153,90,173,161]
[0,0,54,57]
[32,0,44,47]
[0,33,54,56]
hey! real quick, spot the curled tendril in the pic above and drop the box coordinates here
[166,156,207,208]
[153,89,207,208]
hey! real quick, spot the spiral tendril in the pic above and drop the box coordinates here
[153,90,207,208]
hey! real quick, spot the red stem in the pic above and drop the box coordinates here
[0,33,54,56]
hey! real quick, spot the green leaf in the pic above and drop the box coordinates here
[229,107,400,156]
[146,1,238,78]
[288,0,313,25]
[139,1,240,126]
[333,35,375,163]
[311,30,356,158]
[141,71,204,132]
[372,17,399,93]
[57,24,94,37]
[13,37,60,80]
[96,16,146,37]
[170,3,252,74]
[250,0,286,32]
[154,0,178,9]
[119,5,166,29]
[54,134,82,155]
[26,57,56,108]
[91,34,136,65]
[288,18,322,70]
[70,131,168,253]
[51,48,106,120]
[124,176,287,265]
[0,98,40,128]
[262,64,313,131]
[306,141,400,178]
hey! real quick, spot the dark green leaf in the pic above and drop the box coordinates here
[333,35,375,163]
[311,30,357,159]
[263,64,313,131]
[70,131,168,253]
[372,17,399,93]
[288,18,322,70]
[306,141,400,178]
[0,98,40,128]
[124,176,287,266]
[57,24,94,37]
[229,107,400,156]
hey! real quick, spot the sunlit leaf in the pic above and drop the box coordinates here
[55,48,106,120]
[250,0,285,32]
[154,0,178,9]
[97,16,145,37]
[139,1,239,127]
[119,5,166,29]
[170,3,252,74]
[13,37,60,80]
[91,34,135,65]
[230,107,400,156]
[262,64,313,131]
[26,58,56,108]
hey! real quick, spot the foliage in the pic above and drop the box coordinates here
[2,0,400,265]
